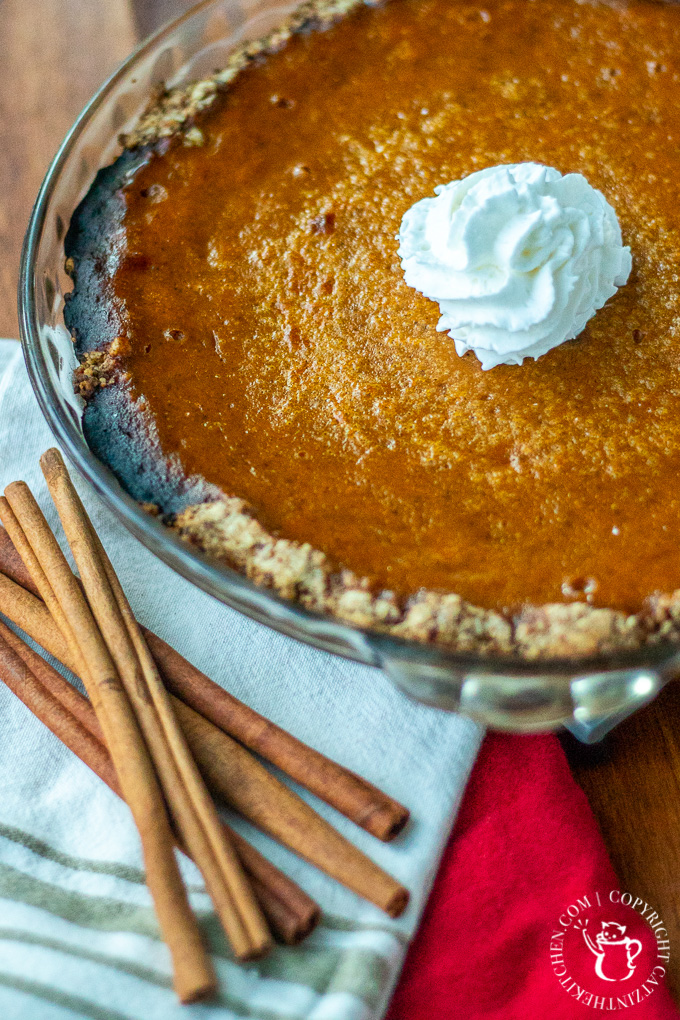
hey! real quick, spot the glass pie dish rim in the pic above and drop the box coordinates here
[17,0,680,695]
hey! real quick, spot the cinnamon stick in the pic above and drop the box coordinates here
[230,834,318,945]
[0,619,319,944]
[96,521,272,958]
[0,568,410,916]
[33,452,272,959]
[0,522,39,595]
[1,484,216,1003]
[173,700,409,917]
[0,615,105,741]
[0,497,89,684]
[144,635,409,842]
[0,620,116,788]
[0,524,408,842]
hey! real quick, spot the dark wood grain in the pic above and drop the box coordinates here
[0,0,136,339]
[133,0,195,39]
[1,0,680,1001]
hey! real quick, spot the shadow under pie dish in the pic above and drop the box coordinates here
[62,0,680,662]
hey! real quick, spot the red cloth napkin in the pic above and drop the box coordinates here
[387,733,679,1019]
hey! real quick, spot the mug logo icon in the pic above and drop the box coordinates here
[551,890,670,1010]
[579,921,642,982]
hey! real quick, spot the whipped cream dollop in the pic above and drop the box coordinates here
[397,163,632,370]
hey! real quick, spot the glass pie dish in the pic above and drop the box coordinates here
[19,0,680,741]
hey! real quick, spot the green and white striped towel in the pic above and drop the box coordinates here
[0,339,483,1020]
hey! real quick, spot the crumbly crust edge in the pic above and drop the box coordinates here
[81,0,680,661]
[120,0,370,149]
[173,497,669,661]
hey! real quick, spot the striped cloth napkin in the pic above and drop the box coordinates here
[0,337,482,1020]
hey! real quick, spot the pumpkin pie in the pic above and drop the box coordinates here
[65,0,680,658]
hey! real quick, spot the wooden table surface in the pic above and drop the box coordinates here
[2,0,680,1002]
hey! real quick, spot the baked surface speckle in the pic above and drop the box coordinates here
[66,0,680,660]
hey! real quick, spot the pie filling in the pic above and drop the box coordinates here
[65,0,680,656]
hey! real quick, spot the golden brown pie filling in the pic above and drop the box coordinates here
[73,0,680,642]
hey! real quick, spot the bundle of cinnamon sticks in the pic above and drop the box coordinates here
[0,449,410,1003]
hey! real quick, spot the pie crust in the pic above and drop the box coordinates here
[68,0,680,660]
